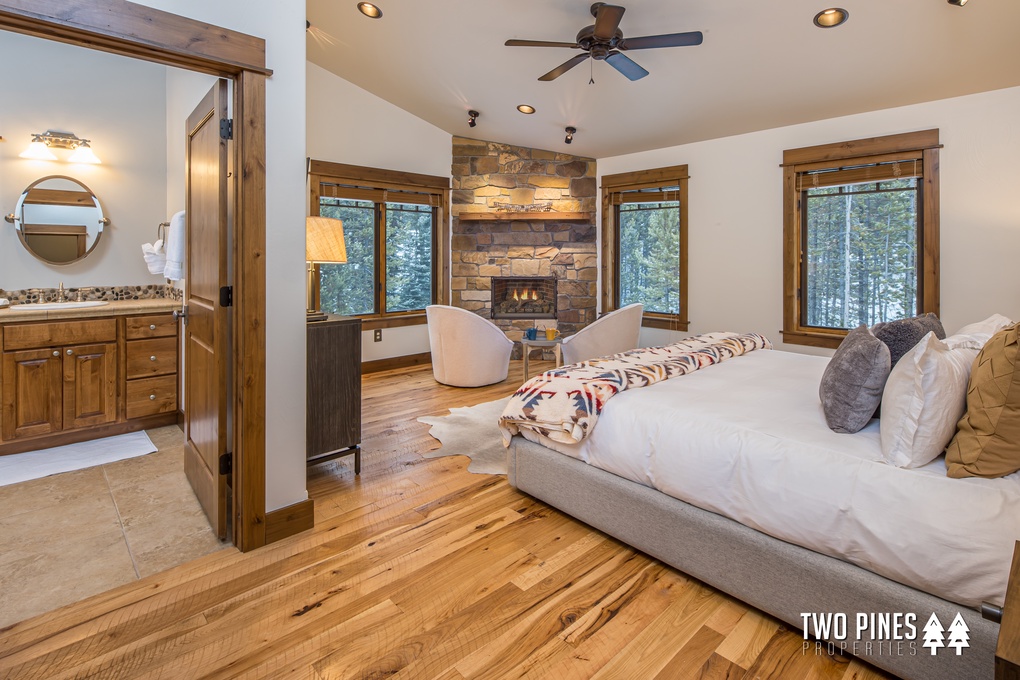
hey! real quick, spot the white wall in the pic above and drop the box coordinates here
[135,0,309,513]
[0,32,168,290]
[598,86,1020,355]
[306,62,453,361]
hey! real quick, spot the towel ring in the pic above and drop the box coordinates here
[157,221,169,242]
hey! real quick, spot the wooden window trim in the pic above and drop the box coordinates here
[782,130,940,349]
[309,161,450,325]
[600,165,689,331]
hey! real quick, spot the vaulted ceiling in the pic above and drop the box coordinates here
[306,0,1020,159]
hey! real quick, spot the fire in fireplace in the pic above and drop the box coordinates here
[491,276,557,319]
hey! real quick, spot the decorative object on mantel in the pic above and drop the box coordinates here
[493,200,554,213]
[306,215,347,322]
[457,211,592,221]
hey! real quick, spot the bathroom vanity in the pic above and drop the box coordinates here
[0,299,180,455]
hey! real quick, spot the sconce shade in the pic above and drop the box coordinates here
[306,216,347,263]
[68,143,101,164]
[19,140,58,161]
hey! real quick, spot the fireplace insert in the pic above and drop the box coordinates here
[491,276,557,319]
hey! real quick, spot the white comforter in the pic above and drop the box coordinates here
[522,348,1020,608]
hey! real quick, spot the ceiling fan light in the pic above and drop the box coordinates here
[517,104,536,115]
[813,8,848,28]
[357,3,382,19]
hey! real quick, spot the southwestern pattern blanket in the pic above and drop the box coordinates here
[499,332,772,446]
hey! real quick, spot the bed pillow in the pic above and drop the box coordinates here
[950,313,1013,350]
[820,325,891,434]
[880,333,979,468]
[872,313,946,368]
[946,323,1020,479]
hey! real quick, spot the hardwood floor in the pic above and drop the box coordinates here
[0,361,891,679]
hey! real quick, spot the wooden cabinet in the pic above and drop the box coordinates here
[306,315,361,472]
[0,312,179,455]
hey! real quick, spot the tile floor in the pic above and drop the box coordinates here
[0,425,231,629]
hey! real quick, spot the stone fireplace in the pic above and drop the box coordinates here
[450,136,597,358]
[491,276,557,319]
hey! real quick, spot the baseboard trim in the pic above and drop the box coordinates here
[265,498,315,544]
[362,351,432,374]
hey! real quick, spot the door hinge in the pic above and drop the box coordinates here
[219,452,232,476]
[797,288,802,300]
[220,286,233,307]
[220,118,233,140]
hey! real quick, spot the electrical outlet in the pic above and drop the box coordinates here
[373,329,382,342]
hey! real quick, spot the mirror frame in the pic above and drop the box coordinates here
[10,174,110,266]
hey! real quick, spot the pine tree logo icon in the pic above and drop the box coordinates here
[922,613,945,655]
[947,613,970,655]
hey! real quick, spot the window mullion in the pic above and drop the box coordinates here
[376,202,386,316]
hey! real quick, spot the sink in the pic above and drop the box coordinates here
[9,301,110,311]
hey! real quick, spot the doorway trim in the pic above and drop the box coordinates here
[0,0,269,551]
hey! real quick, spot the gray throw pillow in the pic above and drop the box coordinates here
[819,325,891,433]
[872,313,946,369]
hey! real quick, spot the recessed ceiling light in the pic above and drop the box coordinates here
[357,3,382,19]
[517,104,536,115]
[947,0,968,5]
[813,8,849,28]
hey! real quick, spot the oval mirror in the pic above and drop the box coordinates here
[9,175,109,266]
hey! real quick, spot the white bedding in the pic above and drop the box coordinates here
[522,348,1020,608]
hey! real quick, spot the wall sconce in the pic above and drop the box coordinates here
[468,110,479,128]
[19,130,101,164]
[564,126,576,145]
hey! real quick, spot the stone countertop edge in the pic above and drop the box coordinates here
[0,299,182,323]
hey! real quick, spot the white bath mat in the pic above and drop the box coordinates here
[0,431,157,487]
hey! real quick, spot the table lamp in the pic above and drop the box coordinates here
[306,215,347,321]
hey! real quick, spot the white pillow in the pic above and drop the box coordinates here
[880,332,979,468]
[951,314,1013,350]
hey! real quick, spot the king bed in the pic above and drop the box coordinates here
[503,342,1017,679]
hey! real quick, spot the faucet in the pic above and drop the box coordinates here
[57,282,66,303]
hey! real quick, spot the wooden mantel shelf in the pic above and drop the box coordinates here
[457,212,592,222]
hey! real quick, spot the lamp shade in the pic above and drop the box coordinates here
[306,216,347,263]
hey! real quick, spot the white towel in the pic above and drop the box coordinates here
[141,239,166,275]
[163,211,186,281]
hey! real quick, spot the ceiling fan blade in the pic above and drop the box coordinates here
[605,51,649,81]
[619,31,704,50]
[593,3,626,41]
[538,53,590,81]
[505,39,580,48]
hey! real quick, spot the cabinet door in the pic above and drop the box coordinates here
[1,348,63,440]
[63,343,117,430]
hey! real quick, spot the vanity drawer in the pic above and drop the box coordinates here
[126,375,177,419]
[126,337,177,379]
[3,319,117,351]
[125,314,177,340]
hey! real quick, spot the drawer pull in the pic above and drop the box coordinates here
[149,324,156,330]
[52,350,59,357]
[66,349,73,356]
[149,394,156,400]
[150,355,157,362]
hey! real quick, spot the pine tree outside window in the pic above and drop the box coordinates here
[308,161,450,328]
[782,131,940,349]
[601,165,689,330]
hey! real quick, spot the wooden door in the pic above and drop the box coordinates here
[62,343,117,430]
[184,80,231,539]
[1,349,63,440]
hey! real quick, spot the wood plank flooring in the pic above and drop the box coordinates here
[0,361,892,679]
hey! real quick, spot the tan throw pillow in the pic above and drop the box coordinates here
[946,323,1020,478]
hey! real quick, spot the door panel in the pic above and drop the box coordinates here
[1,349,62,440]
[62,343,117,430]
[184,79,230,539]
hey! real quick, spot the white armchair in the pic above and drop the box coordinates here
[560,303,644,365]
[426,305,514,387]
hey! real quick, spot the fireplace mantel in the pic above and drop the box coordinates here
[457,212,592,222]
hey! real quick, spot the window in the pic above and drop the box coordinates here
[309,161,450,328]
[601,165,689,330]
[782,131,940,348]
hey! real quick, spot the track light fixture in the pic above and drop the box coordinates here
[947,0,968,5]
[468,110,479,128]
[564,126,576,145]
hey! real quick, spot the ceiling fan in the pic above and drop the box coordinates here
[505,2,703,82]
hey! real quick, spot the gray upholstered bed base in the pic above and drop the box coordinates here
[508,436,997,680]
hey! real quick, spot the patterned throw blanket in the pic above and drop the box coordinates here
[499,332,772,446]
